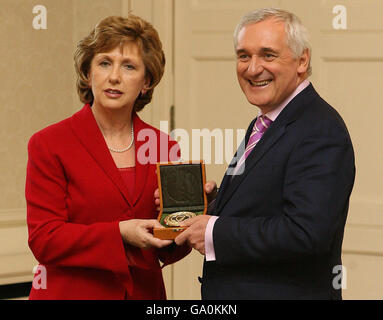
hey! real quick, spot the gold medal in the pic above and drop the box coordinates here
[164,211,196,227]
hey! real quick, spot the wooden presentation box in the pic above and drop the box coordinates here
[153,161,207,240]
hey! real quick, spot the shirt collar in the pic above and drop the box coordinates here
[261,79,311,121]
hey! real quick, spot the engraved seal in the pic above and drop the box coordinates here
[164,211,196,227]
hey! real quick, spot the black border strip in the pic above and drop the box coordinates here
[0,282,31,300]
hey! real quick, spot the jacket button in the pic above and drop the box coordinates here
[124,209,132,218]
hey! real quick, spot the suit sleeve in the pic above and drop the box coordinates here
[213,129,355,265]
[26,133,131,276]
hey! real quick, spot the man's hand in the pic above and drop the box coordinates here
[174,215,211,255]
[119,219,172,249]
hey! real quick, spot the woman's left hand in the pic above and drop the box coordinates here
[119,219,172,249]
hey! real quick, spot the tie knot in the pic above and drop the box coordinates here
[254,115,273,133]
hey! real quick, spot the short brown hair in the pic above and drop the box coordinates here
[74,15,165,112]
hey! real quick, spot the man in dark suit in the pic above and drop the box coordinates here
[174,8,355,299]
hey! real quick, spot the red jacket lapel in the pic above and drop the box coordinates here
[131,112,150,206]
[133,113,179,206]
[70,104,133,207]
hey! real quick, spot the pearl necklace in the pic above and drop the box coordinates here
[108,123,134,153]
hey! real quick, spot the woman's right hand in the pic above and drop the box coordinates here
[119,219,172,249]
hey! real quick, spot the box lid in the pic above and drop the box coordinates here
[158,162,205,213]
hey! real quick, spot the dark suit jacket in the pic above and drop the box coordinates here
[26,104,190,300]
[202,84,355,300]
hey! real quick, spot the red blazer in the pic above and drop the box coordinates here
[26,104,190,300]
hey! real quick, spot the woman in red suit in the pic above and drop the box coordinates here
[26,15,190,300]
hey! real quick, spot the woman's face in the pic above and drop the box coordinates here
[88,42,150,113]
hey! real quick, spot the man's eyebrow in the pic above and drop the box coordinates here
[235,48,247,55]
[236,47,279,55]
[260,47,279,54]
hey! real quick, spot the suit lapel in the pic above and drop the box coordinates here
[214,119,254,210]
[70,104,133,206]
[216,84,318,214]
[216,120,287,213]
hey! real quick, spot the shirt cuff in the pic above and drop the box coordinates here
[204,216,219,261]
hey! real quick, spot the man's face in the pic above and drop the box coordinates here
[236,18,308,113]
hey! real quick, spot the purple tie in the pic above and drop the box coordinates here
[232,115,273,175]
